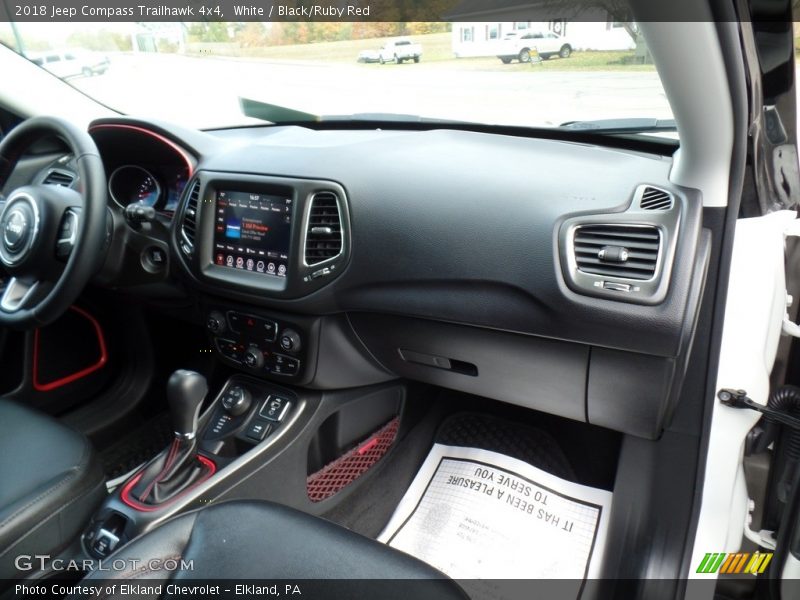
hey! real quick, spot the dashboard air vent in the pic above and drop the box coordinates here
[639,187,673,211]
[180,179,200,255]
[43,170,75,187]
[305,192,343,265]
[574,225,660,281]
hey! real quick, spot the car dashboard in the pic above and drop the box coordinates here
[28,117,708,441]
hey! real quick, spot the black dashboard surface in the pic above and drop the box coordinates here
[167,124,702,359]
[60,118,709,438]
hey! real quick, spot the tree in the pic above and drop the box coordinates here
[236,22,268,48]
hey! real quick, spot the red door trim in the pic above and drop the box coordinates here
[33,305,108,392]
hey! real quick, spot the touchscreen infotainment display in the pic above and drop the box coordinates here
[213,190,292,277]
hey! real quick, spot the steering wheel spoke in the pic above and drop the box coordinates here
[0,276,40,312]
[55,208,80,261]
[0,116,105,328]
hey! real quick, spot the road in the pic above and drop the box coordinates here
[71,53,671,129]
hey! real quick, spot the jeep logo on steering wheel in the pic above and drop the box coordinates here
[3,210,28,250]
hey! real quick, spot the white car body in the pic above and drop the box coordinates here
[26,50,110,78]
[498,31,573,63]
[378,39,422,64]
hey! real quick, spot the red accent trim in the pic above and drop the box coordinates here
[357,437,379,455]
[87,123,195,177]
[32,306,108,392]
[119,454,216,513]
[307,417,399,503]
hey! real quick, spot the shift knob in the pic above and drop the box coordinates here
[166,370,208,439]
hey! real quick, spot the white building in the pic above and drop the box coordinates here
[446,2,636,58]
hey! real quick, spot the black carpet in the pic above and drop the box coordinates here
[99,412,173,479]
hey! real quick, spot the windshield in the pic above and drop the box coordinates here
[0,21,674,133]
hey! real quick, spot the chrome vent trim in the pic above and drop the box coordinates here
[180,179,200,255]
[43,169,75,188]
[304,191,343,266]
[639,186,674,211]
[561,186,681,305]
[573,224,660,281]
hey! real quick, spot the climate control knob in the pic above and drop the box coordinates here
[206,311,226,334]
[244,346,265,370]
[279,329,301,354]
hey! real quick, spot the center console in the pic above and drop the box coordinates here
[82,373,300,559]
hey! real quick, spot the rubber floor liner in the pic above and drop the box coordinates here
[436,413,576,481]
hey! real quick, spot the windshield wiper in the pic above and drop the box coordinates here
[558,118,677,135]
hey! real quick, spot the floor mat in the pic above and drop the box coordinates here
[99,412,173,479]
[436,412,576,481]
[378,413,613,599]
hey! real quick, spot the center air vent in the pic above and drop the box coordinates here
[573,225,660,281]
[43,170,75,187]
[180,179,200,255]
[639,187,673,211]
[305,192,343,266]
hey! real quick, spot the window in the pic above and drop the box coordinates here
[45,55,60,63]
[461,27,474,42]
[487,25,499,40]
[514,22,530,30]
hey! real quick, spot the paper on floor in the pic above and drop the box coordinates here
[378,444,613,594]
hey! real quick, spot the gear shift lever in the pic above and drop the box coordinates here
[126,370,213,507]
[167,370,208,440]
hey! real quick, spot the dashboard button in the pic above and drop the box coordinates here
[261,320,277,342]
[227,312,243,333]
[215,339,243,363]
[245,420,272,442]
[259,396,291,422]
[227,312,277,342]
[272,354,300,376]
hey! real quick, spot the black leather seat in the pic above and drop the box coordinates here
[79,501,466,600]
[0,399,106,579]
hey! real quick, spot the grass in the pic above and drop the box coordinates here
[191,32,656,72]
[234,32,454,62]
[501,50,656,72]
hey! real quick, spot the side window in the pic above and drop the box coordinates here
[64,53,76,60]
[46,55,60,63]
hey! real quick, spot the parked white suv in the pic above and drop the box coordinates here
[498,31,572,64]
[26,50,110,78]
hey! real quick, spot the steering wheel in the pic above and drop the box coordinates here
[0,116,107,329]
